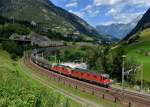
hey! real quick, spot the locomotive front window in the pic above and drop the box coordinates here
[101,73,110,80]
[103,77,108,80]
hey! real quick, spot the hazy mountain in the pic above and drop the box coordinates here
[124,8,150,40]
[99,33,119,42]
[0,0,102,39]
[96,15,142,40]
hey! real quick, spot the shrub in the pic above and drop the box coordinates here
[128,34,140,44]
[0,23,31,38]
[1,40,24,59]
[143,23,150,29]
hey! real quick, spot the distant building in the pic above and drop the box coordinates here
[9,32,64,47]
[9,33,30,41]
[30,32,64,47]
[97,40,102,44]
[68,31,81,40]
[73,31,80,35]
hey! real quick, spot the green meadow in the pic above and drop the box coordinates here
[126,28,150,82]
[0,49,81,107]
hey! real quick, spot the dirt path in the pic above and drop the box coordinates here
[19,59,103,107]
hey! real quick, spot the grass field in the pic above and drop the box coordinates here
[0,49,82,107]
[126,28,150,82]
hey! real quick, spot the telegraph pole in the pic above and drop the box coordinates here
[55,53,57,64]
[11,0,15,24]
[122,55,126,90]
[24,40,25,56]
[35,49,38,64]
[42,52,44,59]
[140,63,143,91]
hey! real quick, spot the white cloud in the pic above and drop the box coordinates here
[102,0,150,24]
[65,1,78,7]
[130,0,150,7]
[69,6,100,18]
[93,0,150,7]
[84,5,93,10]
[93,0,123,6]
[82,4,100,17]
[106,4,143,24]
[107,8,118,16]
[66,0,150,25]
[106,11,143,24]
[115,12,143,23]
[99,13,142,25]
[92,10,100,16]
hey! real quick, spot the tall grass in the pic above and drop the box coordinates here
[0,49,75,107]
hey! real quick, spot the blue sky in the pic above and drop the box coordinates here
[50,0,150,27]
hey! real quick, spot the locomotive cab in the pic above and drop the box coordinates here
[101,73,109,79]
[101,73,112,86]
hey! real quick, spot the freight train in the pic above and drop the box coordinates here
[31,51,112,87]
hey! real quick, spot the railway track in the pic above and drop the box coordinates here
[24,52,150,107]
[110,87,150,105]
[111,87,150,99]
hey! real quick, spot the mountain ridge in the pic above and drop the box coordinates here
[0,0,103,39]
[124,8,150,40]
[96,15,142,40]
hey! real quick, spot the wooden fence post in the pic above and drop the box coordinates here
[102,94,105,99]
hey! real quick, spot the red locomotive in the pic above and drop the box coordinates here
[31,51,112,87]
[51,65,112,87]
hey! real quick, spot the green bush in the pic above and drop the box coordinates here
[0,23,31,38]
[143,23,150,29]
[1,41,24,59]
[128,34,140,44]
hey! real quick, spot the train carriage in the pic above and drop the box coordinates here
[72,68,112,86]
[71,69,84,79]
[31,54,51,69]
[51,65,72,75]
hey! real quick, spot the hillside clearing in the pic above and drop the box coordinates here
[126,28,150,82]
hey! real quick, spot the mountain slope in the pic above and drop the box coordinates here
[124,27,150,82]
[124,8,150,40]
[96,15,142,39]
[0,0,101,38]
[96,23,132,39]
[100,33,119,42]
[122,8,150,82]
